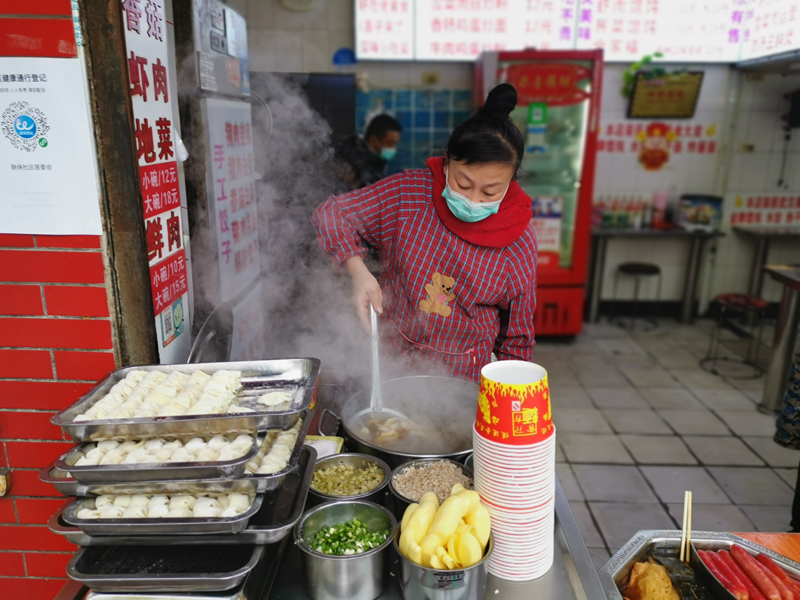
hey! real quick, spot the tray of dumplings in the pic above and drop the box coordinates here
[51,359,321,442]
[49,447,317,545]
[54,433,261,484]
[62,488,264,536]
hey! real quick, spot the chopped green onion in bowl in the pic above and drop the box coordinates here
[312,518,390,556]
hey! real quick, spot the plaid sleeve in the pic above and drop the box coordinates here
[495,234,537,362]
[312,176,402,268]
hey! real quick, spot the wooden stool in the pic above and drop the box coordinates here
[613,262,662,331]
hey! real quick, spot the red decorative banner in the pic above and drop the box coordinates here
[140,162,180,219]
[150,250,188,314]
[502,63,591,106]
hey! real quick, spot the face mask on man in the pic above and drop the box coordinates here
[442,166,510,222]
[380,147,397,161]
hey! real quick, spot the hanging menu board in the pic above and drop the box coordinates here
[741,0,798,60]
[574,0,744,62]
[356,0,414,60]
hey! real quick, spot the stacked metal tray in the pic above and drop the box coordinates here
[45,359,321,596]
[51,359,320,441]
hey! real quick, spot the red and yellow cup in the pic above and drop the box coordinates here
[475,361,553,446]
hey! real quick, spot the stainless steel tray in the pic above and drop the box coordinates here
[52,359,321,442]
[54,435,260,484]
[49,446,317,546]
[244,409,312,493]
[62,492,264,537]
[67,544,264,593]
[598,530,800,600]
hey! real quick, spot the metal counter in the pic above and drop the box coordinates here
[269,478,606,600]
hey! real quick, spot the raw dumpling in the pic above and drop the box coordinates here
[147,504,169,518]
[98,506,125,519]
[231,434,254,449]
[76,456,99,466]
[195,447,219,462]
[161,440,183,454]
[113,496,132,508]
[144,439,165,452]
[95,496,115,509]
[77,508,100,519]
[193,497,222,518]
[216,446,241,462]
[168,448,195,463]
[148,495,169,507]
[227,405,255,414]
[207,435,229,451]
[184,438,207,453]
[168,495,196,510]
[153,449,173,462]
[257,391,292,406]
[157,404,185,417]
[219,506,238,517]
[99,449,125,465]
[118,441,142,454]
[97,441,120,452]
[130,495,150,507]
[122,506,147,518]
[73,414,91,422]
[165,507,193,518]
[227,493,251,512]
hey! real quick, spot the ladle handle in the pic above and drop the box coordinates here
[369,303,383,411]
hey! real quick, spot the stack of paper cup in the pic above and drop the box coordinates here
[473,361,556,581]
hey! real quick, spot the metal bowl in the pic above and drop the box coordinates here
[388,458,474,521]
[307,453,390,508]
[295,500,397,600]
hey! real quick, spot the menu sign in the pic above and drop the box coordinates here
[356,0,414,60]
[121,0,190,360]
[575,0,744,62]
[741,0,798,60]
[204,98,260,303]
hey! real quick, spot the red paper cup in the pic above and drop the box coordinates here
[475,362,553,446]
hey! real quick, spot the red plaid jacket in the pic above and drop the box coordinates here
[313,167,537,382]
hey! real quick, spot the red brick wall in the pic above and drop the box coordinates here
[0,233,116,597]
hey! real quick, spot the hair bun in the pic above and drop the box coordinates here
[481,83,517,118]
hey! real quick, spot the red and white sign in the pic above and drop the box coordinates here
[729,194,800,226]
[500,63,591,106]
[205,98,260,302]
[121,0,190,360]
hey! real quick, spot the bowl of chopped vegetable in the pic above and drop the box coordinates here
[389,458,474,521]
[295,500,398,600]
[307,453,391,508]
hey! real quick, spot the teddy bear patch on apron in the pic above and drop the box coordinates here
[419,272,456,317]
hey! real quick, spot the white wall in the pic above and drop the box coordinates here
[235,0,799,308]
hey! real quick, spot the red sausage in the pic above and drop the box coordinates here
[721,551,768,600]
[756,560,795,600]
[757,554,797,600]
[701,550,750,600]
[732,544,782,600]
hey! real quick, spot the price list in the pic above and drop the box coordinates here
[742,0,798,60]
[356,0,414,59]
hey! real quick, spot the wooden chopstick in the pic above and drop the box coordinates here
[680,490,693,563]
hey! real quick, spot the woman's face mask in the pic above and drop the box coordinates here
[443,166,510,222]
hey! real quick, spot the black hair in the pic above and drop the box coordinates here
[365,114,402,142]
[445,83,524,173]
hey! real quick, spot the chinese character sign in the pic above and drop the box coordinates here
[0,57,102,235]
[741,0,797,60]
[356,0,414,59]
[729,194,800,227]
[205,98,261,302]
[121,0,189,358]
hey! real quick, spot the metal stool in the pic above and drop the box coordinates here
[612,262,662,331]
[701,293,766,379]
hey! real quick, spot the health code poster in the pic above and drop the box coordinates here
[0,56,102,235]
[122,0,190,362]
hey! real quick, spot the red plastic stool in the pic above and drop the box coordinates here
[701,293,767,379]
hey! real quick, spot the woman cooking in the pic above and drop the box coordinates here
[313,84,536,384]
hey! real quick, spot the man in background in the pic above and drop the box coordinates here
[335,114,402,192]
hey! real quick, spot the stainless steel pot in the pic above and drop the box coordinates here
[295,500,397,600]
[320,376,479,470]
[394,531,493,600]
[388,458,474,522]
[307,453,391,508]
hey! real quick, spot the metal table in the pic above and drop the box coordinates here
[732,226,800,298]
[588,229,723,324]
[270,479,606,600]
[760,265,800,413]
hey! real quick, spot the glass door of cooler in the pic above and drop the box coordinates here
[498,60,593,272]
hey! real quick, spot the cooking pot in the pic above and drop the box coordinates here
[320,376,478,470]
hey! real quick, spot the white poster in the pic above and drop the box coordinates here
[0,56,102,235]
[204,97,261,303]
[230,282,266,361]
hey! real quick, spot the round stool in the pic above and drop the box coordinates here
[701,293,767,379]
[612,262,662,331]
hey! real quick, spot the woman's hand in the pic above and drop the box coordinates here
[346,256,383,332]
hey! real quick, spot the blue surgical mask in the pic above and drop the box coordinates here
[443,167,509,223]
[380,147,397,161]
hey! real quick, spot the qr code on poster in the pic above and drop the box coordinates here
[163,312,173,338]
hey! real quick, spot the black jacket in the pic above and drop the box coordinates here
[334,134,388,192]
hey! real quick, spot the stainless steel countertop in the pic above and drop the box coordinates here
[269,478,606,600]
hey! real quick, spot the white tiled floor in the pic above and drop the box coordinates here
[535,320,798,571]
